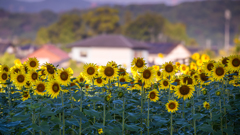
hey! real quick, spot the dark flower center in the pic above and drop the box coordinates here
[207,63,214,71]
[30,61,36,67]
[163,81,168,86]
[2,73,7,80]
[47,65,55,74]
[37,83,45,92]
[183,77,193,85]
[120,78,125,83]
[97,78,102,83]
[165,65,173,72]
[104,67,114,77]
[150,92,156,99]
[32,73,38,80]
[143,70,151,79]
[215,67,224,76]
[200,73,208,81]
[180,85,190,95]
[87,67,95,75]
[52,83,60,93]
[168,103,176,109]
[232,58,240,67]
[60,71,68,80]
[17,75,25,83]
[136,59,144,68]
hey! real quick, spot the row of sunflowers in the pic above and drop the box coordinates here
[0,53,240,135]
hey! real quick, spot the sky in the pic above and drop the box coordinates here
[17,0,202,5]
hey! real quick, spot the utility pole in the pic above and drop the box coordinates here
[224,9,231,54]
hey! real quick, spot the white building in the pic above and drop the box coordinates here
[148,43,192,66]
[69,34,149,71]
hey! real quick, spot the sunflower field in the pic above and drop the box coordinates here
[0,54,240,135]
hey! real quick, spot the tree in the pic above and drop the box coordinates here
[124,12,165,42]
[0,53,17,67]
[82,7,120,34]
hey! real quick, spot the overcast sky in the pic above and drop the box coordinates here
[17,0,203,5]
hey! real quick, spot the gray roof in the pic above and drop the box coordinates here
[69,34,149,49]
[147,43,179,54]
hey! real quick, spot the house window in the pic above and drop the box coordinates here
[134,51,142,58]
[80,51,87,57]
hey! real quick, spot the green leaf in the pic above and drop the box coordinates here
[50,116,62,125]
[124,124,139,131]
[113,99,123,104]
[89,96,103,102]
[193,113,205,120]
[40,121,50,133]
[84,109,100,118]
[223,127,233,135]
[41,107,55,116]
[223,105,232,110]
[199,124,214,133]
[12,111,29,121]
[31,124,41,131]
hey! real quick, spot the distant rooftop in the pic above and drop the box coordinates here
[147,43,179,54]
[69,34,149,49]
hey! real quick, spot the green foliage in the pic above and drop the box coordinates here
[82,7,120,34]
[0,53,17,67]
[124,12,165,42]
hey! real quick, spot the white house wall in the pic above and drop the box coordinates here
[70,47,91,63]
[153,44,191,65]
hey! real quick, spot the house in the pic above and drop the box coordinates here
[68,34,149,70]
[21,45,70,68]
[148,43,191,66]
[15,44,38,59]
[0,41,14,55]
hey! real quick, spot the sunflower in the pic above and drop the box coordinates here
[191,53,200,60]
[166,100,179,113]
[94,77,106,87]
[203,101,210,110]
[0,71,9,83]
[140,67,155,84]
[175,84,195,100]
[175,62,181,68]
[26,57,39,70]
[56,68,72,86]
[10,65,25,75]
[171,77,181,86]
[201,54,210,62]
[181,75,195,85]
[220,57,229,67]
[107,61,118,68]
[83,63,97,79]
[118,66,128,76]
[198,71,209,83]
[162,62,176,76]
[77,72,87,83]
[227,55,240,71]
[27,70,39,83]
[33,80,46,95]
[190,62,197,70]
[131,57,146,71]
[180,64,189,74]
[119,75,130,87]
[98,128,103,134]
[212,63,226,81]
[197,59,203,67]
[105,94,112,102]
[22,91,30,101]
[39,66,47,80]
[44,63,56,79]
[12,72,27,88]
[0,64,9,72]
[156,70,162,81]
[14,59,22,67]
[100,63,118,81]
[160,79,170,90]
[203,60,215,75]
[158,53,164,58]
[148,89,159,102]
[47,80,62,99]
[24,81,32,89]
[134,75,150,89]
[152,65,160,71]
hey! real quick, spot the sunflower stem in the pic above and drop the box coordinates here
[140,85,144,135]
[208,87,212,128]
[79,86,83,135]
[92,79,96,124]
[61,91,65,135]
[8,85,11,110]
[59,113,61,135]
[69,89,75,135]
[122,96,125,135]
[219,96,223,135]
[192,96,196,135]
[147,98,150,135]
[182,99,185,133]
[170,113,173,135]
